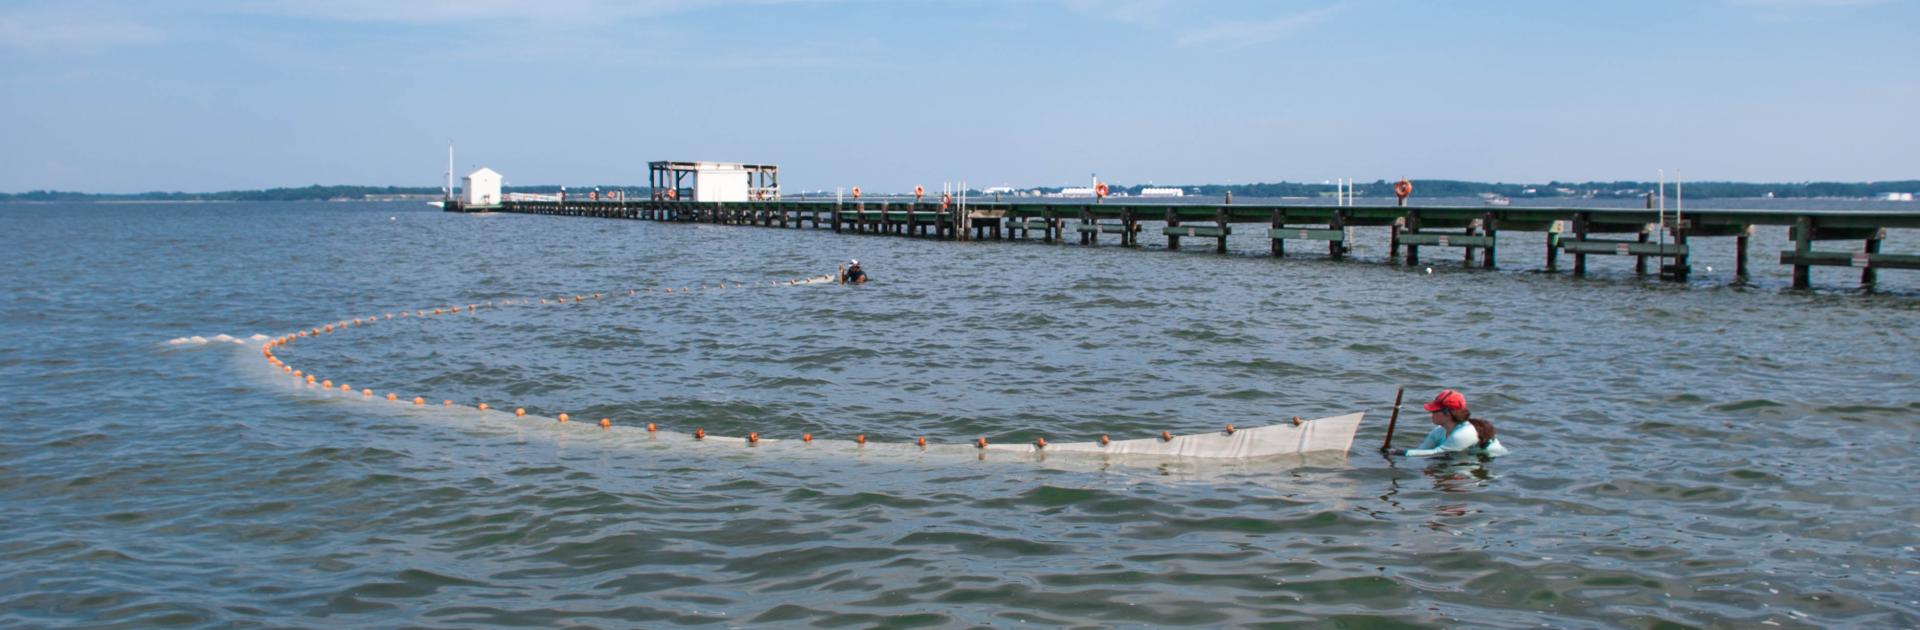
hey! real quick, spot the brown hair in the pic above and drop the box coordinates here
[1449,408,1496,449]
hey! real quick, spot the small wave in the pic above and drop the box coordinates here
[165,333,260,346]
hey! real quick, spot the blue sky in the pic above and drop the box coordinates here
[2,0,1914,193]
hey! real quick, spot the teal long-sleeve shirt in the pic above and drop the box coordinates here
[1403,422,1509,458]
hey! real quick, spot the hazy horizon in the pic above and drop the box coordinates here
[3,0,1915,194]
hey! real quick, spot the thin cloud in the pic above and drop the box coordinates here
[1064,1,1340,48]
[236,0,820,24]
[0,7,164,53]
[1728,0,1889,6]
[1175,5,1338,48]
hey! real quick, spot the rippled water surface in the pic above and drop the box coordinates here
[3,201,1917,628]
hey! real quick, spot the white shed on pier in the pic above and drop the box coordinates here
[648,161,779,202]
[463,167,502,206]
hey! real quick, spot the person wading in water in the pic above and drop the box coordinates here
[838,259,868,285]
[1390,389,1508,458]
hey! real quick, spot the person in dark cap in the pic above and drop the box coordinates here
[1391,389,1508,458]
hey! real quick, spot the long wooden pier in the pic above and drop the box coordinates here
[450,199,1920,289]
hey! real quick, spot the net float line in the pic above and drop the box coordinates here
[256,275,1361,459]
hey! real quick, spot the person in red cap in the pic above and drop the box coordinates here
[1390,389,1507,458]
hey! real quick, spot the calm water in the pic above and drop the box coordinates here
[2,200,1916,628]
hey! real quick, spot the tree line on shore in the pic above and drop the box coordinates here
[4,179,1916,202]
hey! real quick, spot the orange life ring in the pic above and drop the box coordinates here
[941,192,952,210]
[1095,182,1109,198]
[914,185,925,200]
[1394,179,1413,199]
[851,186,862,199]
[666,188,678,200]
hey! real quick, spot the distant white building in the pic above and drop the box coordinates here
[463,167,502,206]
[1139,187,1185,198]
[1055,187,1096,198]
[1880,192,1914,202]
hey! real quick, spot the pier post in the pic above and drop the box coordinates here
[1405,211,1421,267]
[1573,213,1588,277]
[1791,216,1813,289]
[1634,230,1650,276]
[1079,208,1091,245]
[1166,209,1181,251]
[1329,209,1348,260]
[1546,221,1560,271]
[1863,233,1882,288]
[1667,222,1691,281]
[1215,209,1229,254]
[1389,219,1402,261]
[1270,210,1284,257]
[1463,220,1476,266]
[1735,226,1750,281]
[1482,213,1497,269]
[1122,209,1136,247]
[1391,197,1405,260]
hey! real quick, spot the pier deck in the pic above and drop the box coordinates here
[454,199,1920,290]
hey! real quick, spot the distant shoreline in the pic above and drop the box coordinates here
[3,179,1916,203]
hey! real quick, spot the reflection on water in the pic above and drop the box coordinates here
[0,201,1915,628]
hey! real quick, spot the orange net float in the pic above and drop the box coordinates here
[801,433,812,443]
[340,384,351,392]
[443,399,453,407]
[282,366,292,373]
[646,422,657,432]
[917,436,926,447]
[975,437,988,449]
[362,389,372,397]
[600,418,612,429]
[1160,431,1173,442]
[1225,424,1236,435]
[747,431,759,444]
[477,403,489,411]
[855,435,867,445]
[515,408,526,417]
[694,428,706,440]
[387,393,398,401]
[1034,437,1047,449]
[1099,434,1111,446]
[306,375,316,384]
[557,413,569,423]
[321,379,332,389]
[412,397,425,405]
